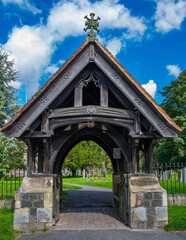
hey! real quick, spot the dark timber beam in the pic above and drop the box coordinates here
[130,138,139,174]
[144,139,156,173]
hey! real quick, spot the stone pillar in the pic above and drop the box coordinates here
[14,174,60,232]
[127,174,168,229]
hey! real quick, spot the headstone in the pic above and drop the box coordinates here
[87,175,89,182]
[178,170,183,182]
[83,169,85,178]
[163,171,167,180]
[183,168,186,183]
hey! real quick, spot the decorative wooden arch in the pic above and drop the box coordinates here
[1,39,180,177]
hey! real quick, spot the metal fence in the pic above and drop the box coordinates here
[0,164,185,200]
[0,168,26,200]
[152,162,186,195]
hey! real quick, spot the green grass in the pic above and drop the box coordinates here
[164,206,186,231]
[63,174,112,189]
[63,184,83,190]
[0,208,18,240]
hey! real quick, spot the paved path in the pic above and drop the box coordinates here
[63,183,112,207]
[54,207,128,230]
[18,184,186,240]
[18,229,186,240]
[56,184,126,230]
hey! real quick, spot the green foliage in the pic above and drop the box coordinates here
[0,132,26,171]
[164,206,186,231]
[0,49,19,128]
[63,141,111,176]
[154,70,186,163]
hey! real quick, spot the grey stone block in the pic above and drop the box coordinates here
[144,193,152,199]
[21,193,30,200]
[38,193,44,200]
[30,194,38,200]
[33,200,44,208]
[14,208,29,223]
[21,200,32,208]
[155,207,168,221]
[30,207,37,216]
[134,207,147,221]
[37,208,52,223]
[154,192,162,200]
[143,200,151,207]
[152,200,162,207]
[136,193,144,200]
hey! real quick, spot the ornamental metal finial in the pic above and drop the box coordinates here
[84,13,101,41]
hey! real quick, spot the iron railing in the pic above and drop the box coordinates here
[152,162,186,195]
[0,168,26,200]
[0,164,185,200]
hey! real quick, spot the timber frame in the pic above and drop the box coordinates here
[1,38,181,176]
[1,36,181,231]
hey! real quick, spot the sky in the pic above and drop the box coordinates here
[0,0,186,105]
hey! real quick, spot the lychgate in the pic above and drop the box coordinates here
[1,14,181,232]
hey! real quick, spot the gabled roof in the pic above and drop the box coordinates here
[1,38,181,133]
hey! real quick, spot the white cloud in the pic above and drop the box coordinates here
[154,0,186,33]
[4,26,53,95]
[9,80,22,89]
[142,80,157,98]
[45,65,58,75]
[166,64,181,77]
[1,0,41,14]
[106,38,123,57]
[3,0,147,98]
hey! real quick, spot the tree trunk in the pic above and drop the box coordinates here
[72,169,76,177]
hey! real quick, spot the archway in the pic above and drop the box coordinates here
[1,28,180,231]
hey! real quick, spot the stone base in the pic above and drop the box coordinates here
[14,175,60,232]
[128,174,168,229]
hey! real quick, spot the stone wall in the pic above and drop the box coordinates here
[168,194,186,206]
[14,175,60,232]
[117,174,168,229]
[128,174,168,229]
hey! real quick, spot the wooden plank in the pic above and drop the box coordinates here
[49,106,135,119]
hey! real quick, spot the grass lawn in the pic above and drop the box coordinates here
[63,184,83,190]
[0,208,20,240]
[164,206,186,231]
[63,174,112,189]
[63,174,186,194]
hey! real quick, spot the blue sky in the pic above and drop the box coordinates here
[0,0,186,105]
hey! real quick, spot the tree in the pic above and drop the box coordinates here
[154,70,186,163]
[0,49,26,170]
[63,141,110,176]
[0,48,19,128]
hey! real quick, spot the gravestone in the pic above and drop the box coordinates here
[83,169,86,178]
[183,168,186,183]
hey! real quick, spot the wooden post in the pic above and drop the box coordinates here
[43,138,50,173]
[25,139,36,174]
[100,83,108,107]
[74,83,83,107]
[144,139,156,173]
[130,138,139,174]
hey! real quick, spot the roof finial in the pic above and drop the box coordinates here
[84,13,101,41]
